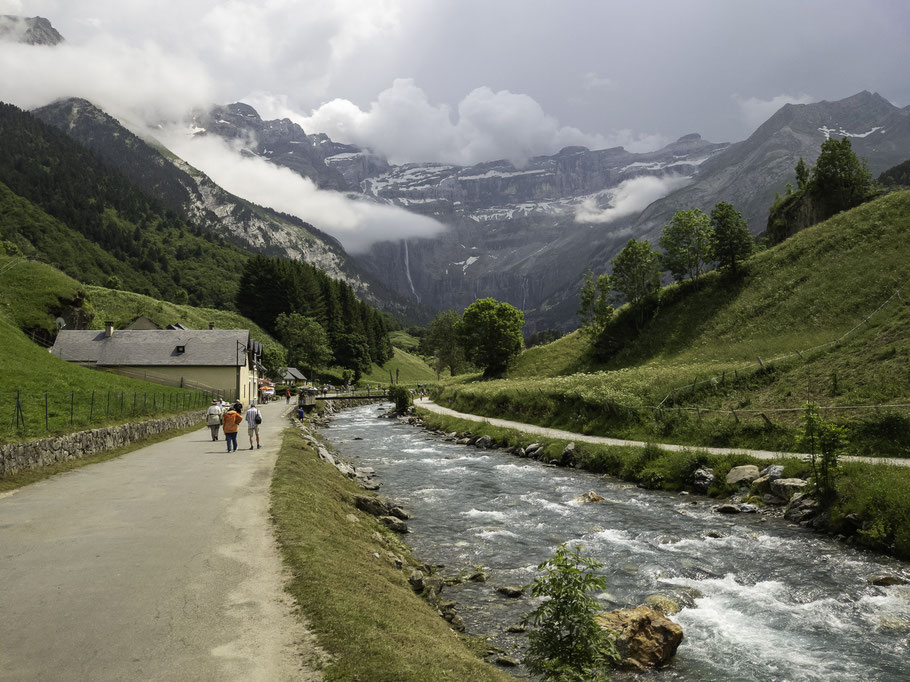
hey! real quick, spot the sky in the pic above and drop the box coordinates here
[2,0,909,249]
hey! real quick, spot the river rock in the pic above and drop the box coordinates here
[468,569,488,583]
[494,656,520,667]
[354,494,388,517]
[409,570,426,591]
[760,464,785,479]
[867,574,908,587]
[575,491,605,503]
[525,443,541,457]
[496,585,524,598]
[763,493,788,506]
[596,606,684,669]
[692,467,715,492]
[715,503,742,514]
[750,475,773,495]
[784,493,819,523]
[770,478,807,501]
[379,515,408,533]
[644,594,681,616]
[726,465,760,487]
[389,505,411,520]
[475,435,494,449]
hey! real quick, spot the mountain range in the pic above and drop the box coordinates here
[5,16,910,334]
[194,92,908,332]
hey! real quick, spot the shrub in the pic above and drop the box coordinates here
[523,545,619,681]
[387,385,412,414]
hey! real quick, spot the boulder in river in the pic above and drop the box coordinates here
[867,574,908,587]
[496,585,524,598]
[692,467,715,492]
[644,594,681,616]
[474,435,494,449]
[760,464,785,479]
[596,606,683,669]
[770,478,807,501]
[379,515,408,533]
[715,503,742,514]
[575,490,605,503]
[784,493,819,523]
[726,465,760,487]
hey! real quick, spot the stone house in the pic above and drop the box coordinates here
[51,323,262,402]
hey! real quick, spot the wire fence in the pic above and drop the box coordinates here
[1,388,213,441]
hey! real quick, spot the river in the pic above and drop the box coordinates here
[320,404,910,681]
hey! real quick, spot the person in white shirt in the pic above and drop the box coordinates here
[244,401,262,450]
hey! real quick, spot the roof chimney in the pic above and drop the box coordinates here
[104,321,114,338]
[209,322,215,330]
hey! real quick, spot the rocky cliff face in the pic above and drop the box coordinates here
[191,103,349,191]
[0,15,63,45]
[32,98,385,310]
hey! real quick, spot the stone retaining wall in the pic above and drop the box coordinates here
[0,410,205,476]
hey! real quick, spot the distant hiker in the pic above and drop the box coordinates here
[285,389,291,404]
[205,399,223,441]
[245,401,262,450]
[222,403,243,453]
[296,406,304,420]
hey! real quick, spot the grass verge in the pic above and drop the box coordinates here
[0,421,205,494]
[270,427,509,682]
[418,409,910,559]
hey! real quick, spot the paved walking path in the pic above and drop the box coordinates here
[416,398,910,467]
[0,401,324,681]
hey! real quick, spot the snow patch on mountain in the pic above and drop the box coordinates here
[818,125,885,139]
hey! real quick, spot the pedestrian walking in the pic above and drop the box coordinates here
[285,389,291,404]
[205,399,224,441]
[245,401,262,450]
[222,403,243,452]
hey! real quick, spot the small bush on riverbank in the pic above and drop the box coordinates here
[271,428,509,682]
[523,545,619,681]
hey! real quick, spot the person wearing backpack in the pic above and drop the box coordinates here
[245,401,262,450]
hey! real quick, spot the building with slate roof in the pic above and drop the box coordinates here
[281,368,307,385]
[51,323,262,403]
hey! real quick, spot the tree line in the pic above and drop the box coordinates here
[237,254,393,382]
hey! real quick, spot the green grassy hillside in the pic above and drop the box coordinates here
[437,190,910,456]
[329,348,436,387]
[0,255,281,443]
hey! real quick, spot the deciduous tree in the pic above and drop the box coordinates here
[659,209,713,284]
[455,298,524,377]
[274,312,333,378]
[710,202,753,275]
[577,271,613,338]
[610,238,661,306]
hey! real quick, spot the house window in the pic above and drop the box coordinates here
[175,345,186,354]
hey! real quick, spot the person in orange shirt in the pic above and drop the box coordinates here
[222,402,243,453]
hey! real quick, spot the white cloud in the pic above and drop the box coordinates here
[582,71,614,91]
[574,174,691,225]
[154,127,446,253]
[296,79,666,166]
[0,1,23,14]
[733,93,817,131]
[0,37,214,122]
